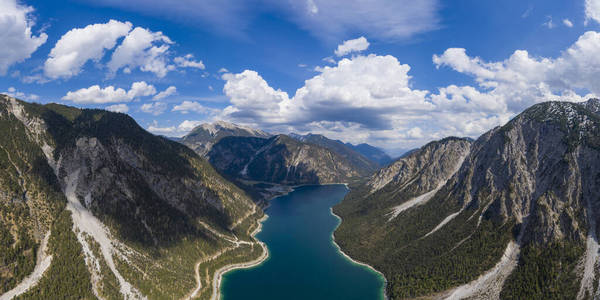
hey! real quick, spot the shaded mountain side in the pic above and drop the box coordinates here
[181,120,271,157]
[0,95,263,300]
[346,142,393,166]
[208,134,371,187]
[334,99,600,299]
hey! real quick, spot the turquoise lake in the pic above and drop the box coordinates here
[221,184,386,300]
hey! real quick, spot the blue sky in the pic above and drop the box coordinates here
[2,0,600,154]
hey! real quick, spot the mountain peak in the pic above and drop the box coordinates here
[583,98,600,114]
[193,120,270,137]
[181,120,271,156]
[508,100,599,134]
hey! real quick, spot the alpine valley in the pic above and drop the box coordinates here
[3,93,600,300]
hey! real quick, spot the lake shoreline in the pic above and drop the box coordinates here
[210,214,269,300]
[330,208,389,300]
[262,182,350,205]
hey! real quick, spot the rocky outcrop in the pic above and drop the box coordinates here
[366,137,472,194]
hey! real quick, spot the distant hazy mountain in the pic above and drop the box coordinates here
[346,142,393,166]
[0,95,262,299]
[289,133,381,171]
[335,99,600,299]
[181,121,271,156]
[290,133,392,167]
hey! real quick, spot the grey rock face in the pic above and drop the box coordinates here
[448,100,600,244]
[335,99,600,299]
[367,137,472,194]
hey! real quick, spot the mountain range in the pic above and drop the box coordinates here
[3,93,600,299]
[179,122,391,200]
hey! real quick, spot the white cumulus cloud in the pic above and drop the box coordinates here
[172,100,216,114]
[4,86,39,101]
[174,54,205,69]
[108,27,174,77]
[220,54,432,144]
[147,122,176,135]
[153,86,177,100]
[177,120,204,132]
[222,70,293,125]
[586,0,600,25]
[220,31,600,149]
[140,101,167,115]
[44,20,132,79]
[128,81,157,98]
[62,81,156,103]
[0,0,47,75]
[432,31,600,106]
[335,36,369,56]
[147,119,205,136]
[105,103,129,113]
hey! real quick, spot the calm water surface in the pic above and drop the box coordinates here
[221,184,385,300]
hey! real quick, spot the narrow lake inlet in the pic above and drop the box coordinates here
[221,184,386,300]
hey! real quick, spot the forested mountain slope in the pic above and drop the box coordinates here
[0,95,263,300]
[335,99,600,299]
